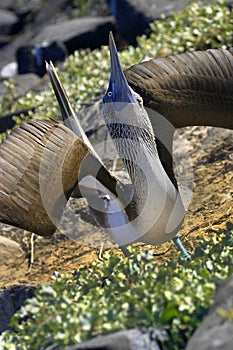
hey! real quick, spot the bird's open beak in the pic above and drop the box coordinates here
[108,32,137,103]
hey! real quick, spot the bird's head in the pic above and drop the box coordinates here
[102,32,159,203]
[103,32,137,106]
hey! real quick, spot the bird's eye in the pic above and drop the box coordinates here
[107,91,113,97]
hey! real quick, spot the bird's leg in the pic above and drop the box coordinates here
[28,232,35,270]
[172,236,191,260]
[98,242,105,260]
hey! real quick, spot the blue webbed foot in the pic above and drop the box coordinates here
[172,236,191,260]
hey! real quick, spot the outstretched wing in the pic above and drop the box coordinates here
[0,119,89,236]
[125,48,233,129]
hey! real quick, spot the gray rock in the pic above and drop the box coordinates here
[0,61,17,78]
[0,285,36,334]
[0,235,24,265]
[55,328,166,350]
[0,0,16,11]
[0,0,69,72]
[0,34,12,49]
[0,9,20,35]
[32,16,116,54]
[186,277,233,350]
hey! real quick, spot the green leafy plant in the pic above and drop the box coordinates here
[1,222,232,349]
[0,80,18,116]
[72,0,101,17]
[137,0,233,58]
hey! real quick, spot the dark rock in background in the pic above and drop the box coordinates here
[0,106,36,133]
[0,0,17,11]
[186,277,233,350]
[105,0,152,45]
[0,9,21,48]
[0,0,70,73]
[0,35,11,50]
[0,113,16,132]
[0,285,36,334]
[17,41,67,77]
[0,9,21,35]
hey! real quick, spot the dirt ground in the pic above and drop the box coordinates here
[0,126,232,289]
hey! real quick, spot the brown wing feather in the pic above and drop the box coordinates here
[0,119,89,236]
[125,48,233,129]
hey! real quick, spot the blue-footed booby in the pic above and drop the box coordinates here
[0,34,232,260]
